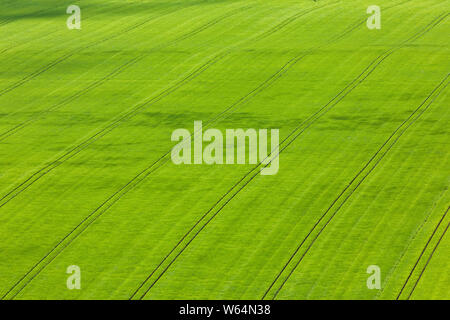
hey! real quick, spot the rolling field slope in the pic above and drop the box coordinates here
[0,0,448,299]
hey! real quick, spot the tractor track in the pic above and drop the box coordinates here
[0,52,225,210]
[0,1,132,57]
[265,73,448,300]
[375,185,448,299]
[0,2,331,299]
[262,12,450,299]
[0,0,327,140]
[0,3,195,97]
[0,4,254,142]
[2,0,433,300]
[130,9,447,300]
[396,206,450,299]
[0,2,328,210]
[406,217,449,299]
[251,1,340,42]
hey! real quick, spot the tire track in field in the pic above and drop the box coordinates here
[0,53,224,210]
[0,29,57,56]
[0,1,88,29]
[251,1,337,42]
[396,206,449,299]
[0,3,250,112]
[0,4,254,142]
[0,3,194,97]
[406,216,449,299]
[1,3,332,300]
[0,2,122,57]
[0,3,138,70]
[325,0,415,43]
[3,1,433,300]
[2,0,418,300]
[263,12,450,299]
[0,2,328,210]
[0,3,259,208]
[376,185,448,299]
[0,1,325,140]
[130,30,377,301]
[265,74,449,300]
[132,13,448,300]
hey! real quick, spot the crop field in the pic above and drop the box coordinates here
[0,0,448,300]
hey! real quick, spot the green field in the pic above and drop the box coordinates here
[0,0,448,300]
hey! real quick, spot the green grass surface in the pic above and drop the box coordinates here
[0,0,448,300]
